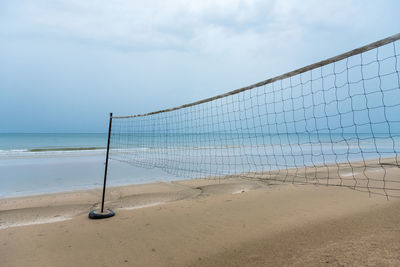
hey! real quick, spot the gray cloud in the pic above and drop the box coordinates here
[0,0,399,132]
[0,0,384,54]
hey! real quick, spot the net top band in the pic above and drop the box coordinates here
[112,32,400,119]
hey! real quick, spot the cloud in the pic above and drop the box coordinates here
[1,0,384,55]
[0,0,398,132]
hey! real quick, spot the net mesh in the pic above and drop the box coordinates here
[110,36,400,197]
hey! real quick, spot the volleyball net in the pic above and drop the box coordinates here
[109,33,400,197]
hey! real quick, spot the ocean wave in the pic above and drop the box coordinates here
[0,148,107,159]
[28,147,105,152]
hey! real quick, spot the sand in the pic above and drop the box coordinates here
[1,167,400,266]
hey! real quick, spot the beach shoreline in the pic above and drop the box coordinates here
[0,177,264,229]
[1,156,399,229]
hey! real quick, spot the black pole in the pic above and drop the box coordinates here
[101,112,113,213]
[88,113,115,219]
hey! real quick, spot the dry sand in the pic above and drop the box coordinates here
[1,166,400,266]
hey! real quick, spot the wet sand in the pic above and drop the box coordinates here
[1,162,400,266]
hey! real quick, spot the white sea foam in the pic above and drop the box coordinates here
[0,216,72,230]
[342,172,359,177]
[232,189,246,194]
[118,202,166,210]
[0,149,106,160]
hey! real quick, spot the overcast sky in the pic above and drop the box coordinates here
[0,0,399,133]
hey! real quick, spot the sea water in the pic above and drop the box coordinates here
[0,133,177,198]
[110,132,400,179]
[0,133,398,198]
